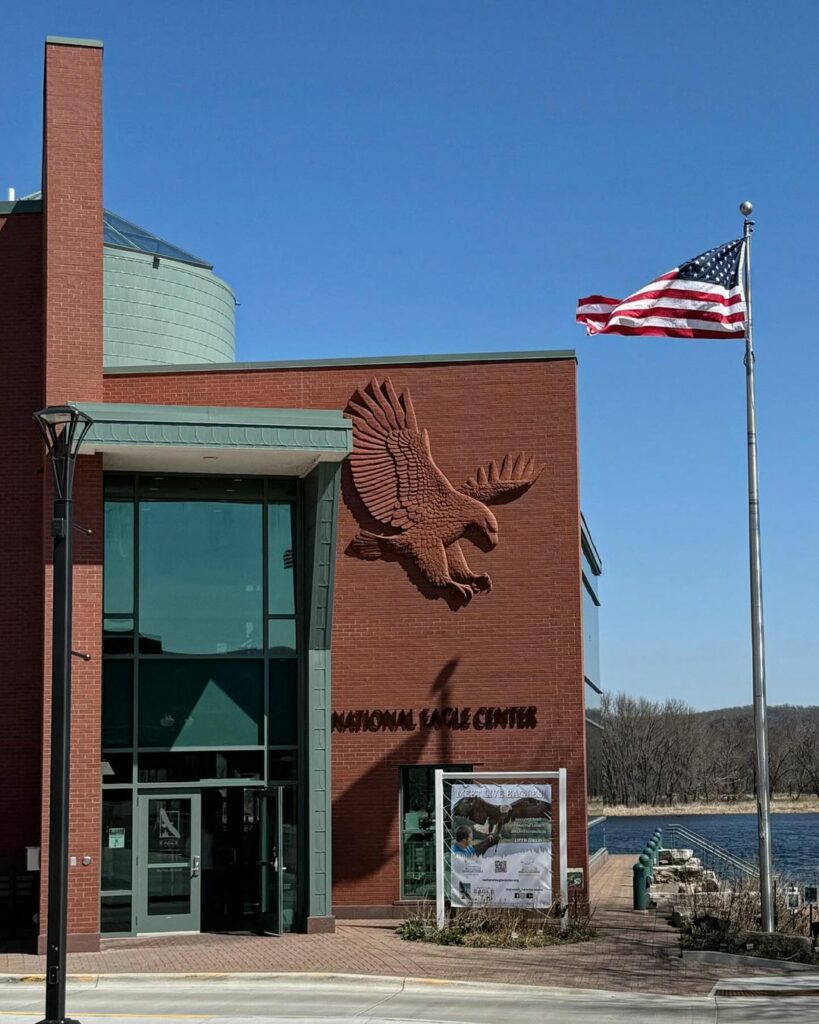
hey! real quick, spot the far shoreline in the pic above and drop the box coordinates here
[592,799,819,817]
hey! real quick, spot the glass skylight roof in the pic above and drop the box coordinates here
[20,193,212,269]
[103,211,211,268]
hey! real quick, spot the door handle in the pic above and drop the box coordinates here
[192,855,201,878]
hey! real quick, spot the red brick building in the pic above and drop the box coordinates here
[0,38,603,952]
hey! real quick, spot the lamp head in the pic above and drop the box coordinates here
[33,404,94,499]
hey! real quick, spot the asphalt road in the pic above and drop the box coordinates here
[0,974,818,1024]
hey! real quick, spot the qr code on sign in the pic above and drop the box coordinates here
[494,859,507,873]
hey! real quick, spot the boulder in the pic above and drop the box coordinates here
[670,848,694,864]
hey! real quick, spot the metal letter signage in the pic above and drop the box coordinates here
[345,377,542,605]
[331,705,538,733]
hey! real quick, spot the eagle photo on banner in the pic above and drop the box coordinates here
[449,783,553,909]
[345,377,542,604]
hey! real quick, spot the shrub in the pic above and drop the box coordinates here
[397,906,596,948]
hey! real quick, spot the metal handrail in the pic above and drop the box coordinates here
[665,822,758,878]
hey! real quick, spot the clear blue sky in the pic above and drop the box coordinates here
[4,2,817,710]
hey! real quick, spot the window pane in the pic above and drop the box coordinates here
[268,504,295,615]
[138,750,263,783]
[146,798,192,864]
[138,475,264,500]
[104,502,134,615]
[138,659,264,748]
[139,501,262,655]
[102,661,133,749]
[147,869,191,916]
[101,753,132,783]
[101,894,132,933]
[268,618,297,658]
[400,765,470,900]
[269,660,297,745]
[268,749,297,782]
[104,618,134,655]
[101,791,132,890]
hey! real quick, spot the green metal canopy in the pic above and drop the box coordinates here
[74,402,351,475]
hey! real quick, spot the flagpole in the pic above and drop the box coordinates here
[740,200,775,932]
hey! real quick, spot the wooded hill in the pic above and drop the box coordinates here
[600,695,819,807]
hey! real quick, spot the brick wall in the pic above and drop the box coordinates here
[0,212,45,870]
[104,357,590,906]
[38,38,105,950]
[43,39,103,406]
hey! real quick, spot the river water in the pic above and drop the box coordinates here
[603,812,819,884]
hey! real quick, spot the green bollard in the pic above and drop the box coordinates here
[643,844,656,877]
[633,853,651,910]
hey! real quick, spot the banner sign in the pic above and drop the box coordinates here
[449,782,552,908]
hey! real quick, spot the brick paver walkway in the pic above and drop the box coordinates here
[0,856,783,995]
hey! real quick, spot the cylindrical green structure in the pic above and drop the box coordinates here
[633,853,651,910]
[102,209,236,367]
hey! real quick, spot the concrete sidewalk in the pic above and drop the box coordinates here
[0,856,789,996]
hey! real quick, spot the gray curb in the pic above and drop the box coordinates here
[0,971,697,1002]
[683,950,817,973]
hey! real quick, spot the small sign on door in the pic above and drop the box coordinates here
[108,827,126,849]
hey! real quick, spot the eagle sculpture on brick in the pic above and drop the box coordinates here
[346,377,542,604]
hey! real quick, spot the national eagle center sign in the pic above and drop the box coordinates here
[449,782,553,909]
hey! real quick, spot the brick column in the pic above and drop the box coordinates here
[39,36,105,953]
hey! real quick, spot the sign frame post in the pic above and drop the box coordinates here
[435,769,569,932]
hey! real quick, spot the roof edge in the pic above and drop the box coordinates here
[72,401,351,430]
[581,513,603,575]
[46,36,103,49]
[0,200,42,215]
[104,349,578,376]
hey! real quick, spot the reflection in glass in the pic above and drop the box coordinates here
[138,660,263,748]
[400,765,471,900]
[104,502,134,615]
[138,750,263,783]
[139,501,262,654]
[104,618,134,655]
[147,868,191,916]
[101,753,132,784]
[260,787,298,933]
[268,618,297,658]
[268,504,295,615]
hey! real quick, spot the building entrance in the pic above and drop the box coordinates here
[133,785,296,936]
[137,793,201,933]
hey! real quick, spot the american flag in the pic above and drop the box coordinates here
[576,239,747,339]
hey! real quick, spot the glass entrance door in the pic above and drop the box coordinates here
[256,786,297,934]
[138,793,201,933]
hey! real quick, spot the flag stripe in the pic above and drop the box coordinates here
[580,306,746,325]
[577,313,745,334]
[576,239,747,341]
[578,296,745,317]
[579,323,744,339]
[628,278,743,301]
[625,286,745,306]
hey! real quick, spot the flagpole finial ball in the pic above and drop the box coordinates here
[739,200,754,217]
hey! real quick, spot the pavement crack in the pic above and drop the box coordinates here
[352,976,407,1017]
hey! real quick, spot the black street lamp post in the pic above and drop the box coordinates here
[33,405,93,1024]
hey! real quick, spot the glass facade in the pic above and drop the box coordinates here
[101,473,301,935]
[400,765,470,900]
